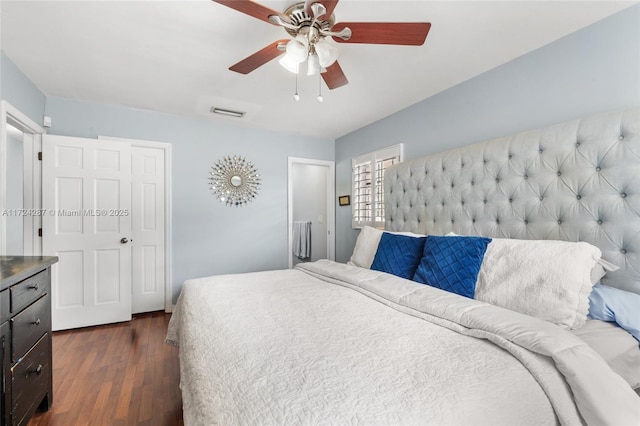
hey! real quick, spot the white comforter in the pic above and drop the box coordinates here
[167,260,640,426]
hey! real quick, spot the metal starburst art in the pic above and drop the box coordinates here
[209,156,261,207]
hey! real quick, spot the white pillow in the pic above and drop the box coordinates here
[349,226,425,269]
[475,238,602,330]
[348,226,383,269]
[447,232,616,285]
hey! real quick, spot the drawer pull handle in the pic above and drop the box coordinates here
[29,284,39,291]
[28,364,43,377]
[32,319,41,326]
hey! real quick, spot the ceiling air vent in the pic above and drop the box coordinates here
[210,107,245,118]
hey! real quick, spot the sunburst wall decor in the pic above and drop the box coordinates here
[209,155,261,207]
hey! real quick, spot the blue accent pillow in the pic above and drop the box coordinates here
[589,284,640,342]
[370,233,427,280]
[413,235,491,298]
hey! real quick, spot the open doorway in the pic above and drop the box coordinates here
[287,157,335,269]
[0,100,46,255]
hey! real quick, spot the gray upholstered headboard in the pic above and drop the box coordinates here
[385,108,640,294]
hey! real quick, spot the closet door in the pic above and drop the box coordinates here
[131,146,165,314]
[42,135,132,330]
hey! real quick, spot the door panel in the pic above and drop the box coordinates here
[131,146,165,314]
[43,135,132,330]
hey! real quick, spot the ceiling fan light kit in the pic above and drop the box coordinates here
[212,0,431,95]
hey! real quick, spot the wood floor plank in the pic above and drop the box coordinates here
[28,312,183,426]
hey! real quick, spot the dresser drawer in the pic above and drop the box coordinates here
[0,287,10,323]
[11,333,51,426]
[12,294,50,362]
[11,270,48,314]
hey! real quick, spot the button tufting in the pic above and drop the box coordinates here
[557,171,561,176]
[557,220,562,225]
[451,183,455,188]
[621,193,627,198]
[496,178,500,183]
[539,148,544,154]
[472,219,476,223]
[619,135,624,141]
[576,142,581,147]
[621,249,627,254]
[451,219,455,224]
[496,219,500,224]
[539,196,544,201]
[524,220,529,225]
[483,199,487,204]
[509,198,513,203]
[596,166,601,172]
[524,175,528,180]
[461,200,465,205]
[576,195,582,200]
[597,219,603,225]
[508,154,513,159]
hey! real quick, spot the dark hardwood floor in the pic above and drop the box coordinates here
[28,312,183,426]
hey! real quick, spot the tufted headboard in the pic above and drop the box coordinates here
[385,108,640,294]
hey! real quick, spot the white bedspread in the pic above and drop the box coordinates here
[167,260,640,426]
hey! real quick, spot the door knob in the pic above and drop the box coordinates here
[120,238,129,244]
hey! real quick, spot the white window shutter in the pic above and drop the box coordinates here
[351,144,403,229]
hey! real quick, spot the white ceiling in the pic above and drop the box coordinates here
[1,1,636,139]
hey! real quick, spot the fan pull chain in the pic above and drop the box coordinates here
[317,72,323,103]
[293,63,300,101]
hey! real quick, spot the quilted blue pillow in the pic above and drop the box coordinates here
[413,235,492,298]
[371,233,427,280]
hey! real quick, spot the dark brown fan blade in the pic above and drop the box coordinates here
[229,39,289,74]
[322,61,348,89]
[212,0,289,25]
[332,22,431,45]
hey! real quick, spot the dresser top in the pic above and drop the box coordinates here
[0,256,59,289]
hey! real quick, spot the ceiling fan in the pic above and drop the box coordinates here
[212,0,431,90]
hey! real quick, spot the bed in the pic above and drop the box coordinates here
[167,108,640,425]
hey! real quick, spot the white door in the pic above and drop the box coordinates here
[43,135,132,330]
[131,146,165,313]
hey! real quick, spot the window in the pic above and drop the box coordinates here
[351,144,403,228]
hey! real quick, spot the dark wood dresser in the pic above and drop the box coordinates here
[0,256,58,426]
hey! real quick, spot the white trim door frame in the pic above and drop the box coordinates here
[98,136,173,313]
[0,100,46,256]
[287,157,335,269]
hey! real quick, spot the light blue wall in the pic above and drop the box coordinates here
[334,5,640,262]
[0,51,46,123]
[2,3,640,298]
[0,49,334,303]
[44,96,334,301]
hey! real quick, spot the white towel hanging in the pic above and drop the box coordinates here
[293,221,312,259]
